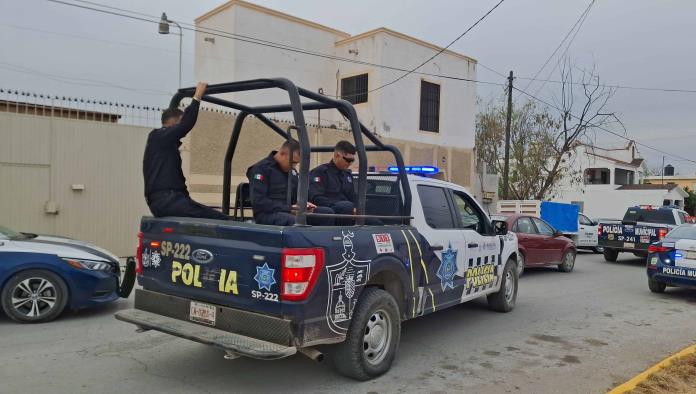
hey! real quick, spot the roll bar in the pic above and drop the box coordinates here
[169,78,412,225]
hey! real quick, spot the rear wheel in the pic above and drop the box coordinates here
[648,278,666,293]
[1,270,68,323]
[487,259,517,312]
[558,251,576,272]
[603,248,619,262]
[333,288,401,380]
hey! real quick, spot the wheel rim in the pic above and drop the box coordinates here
[565,253,575,268]
[504,270,515,302]
[11,277,57,318]
[363,308,392,365]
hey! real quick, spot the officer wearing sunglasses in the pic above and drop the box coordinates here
[309,140,357,224]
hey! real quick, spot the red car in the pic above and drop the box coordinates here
[492,214,576,276]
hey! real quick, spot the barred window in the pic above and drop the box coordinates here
[419,80,440,132]
[341,74,368,104]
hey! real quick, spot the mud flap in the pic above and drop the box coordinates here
[118,257,136,298]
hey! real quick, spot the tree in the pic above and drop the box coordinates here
[684,186,696,216]
[476,60,621,199]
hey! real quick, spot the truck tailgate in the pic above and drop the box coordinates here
[599,222,666,250]
[138,218,284,317]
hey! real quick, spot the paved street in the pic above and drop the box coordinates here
[1,251,695,394]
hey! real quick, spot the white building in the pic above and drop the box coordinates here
[194,0,477,150]
[551,141,686,218]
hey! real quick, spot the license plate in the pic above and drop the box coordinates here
[624,242,635,249]
[189,301,216,326]
[640,236,650,244]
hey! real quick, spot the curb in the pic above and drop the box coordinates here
[608,342,696,393]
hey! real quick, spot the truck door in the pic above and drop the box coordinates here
[414,185,468,312]
[449,190,502,303]
[578,213,598,248]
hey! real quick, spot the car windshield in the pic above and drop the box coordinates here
[0,225,31,240]
[665,225,696,241]
[623,208,676,224]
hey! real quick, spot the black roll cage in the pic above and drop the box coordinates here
[170,78,412,225]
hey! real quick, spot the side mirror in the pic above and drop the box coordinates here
[492,220,508,235]
[553,230,564,237]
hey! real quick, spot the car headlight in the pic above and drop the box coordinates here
[62,258,112,271]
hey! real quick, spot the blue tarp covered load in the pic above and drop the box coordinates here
[540,201,579,233]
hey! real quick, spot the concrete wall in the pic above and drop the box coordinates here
[186,111,474,205]
[0,112,150,257]
[550,186,685,219]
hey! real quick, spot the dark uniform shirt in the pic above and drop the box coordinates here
[308,160,356,207]
[246,151,298,217]
[143,100,200,198]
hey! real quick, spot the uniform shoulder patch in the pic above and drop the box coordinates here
[313,176,321,183]
[253,173,265,181]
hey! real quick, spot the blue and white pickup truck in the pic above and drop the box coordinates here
[598,205,690,261]
[114,79,519,380]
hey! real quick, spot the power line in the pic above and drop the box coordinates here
[44,0,505,97]
[512,85,696,165]
[531,0,595,97]
[519,0,595,97]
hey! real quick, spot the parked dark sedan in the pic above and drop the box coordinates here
[492,214,577,276]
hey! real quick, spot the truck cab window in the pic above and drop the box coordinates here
[417,185,455,229]
[452,191,485,234]
[578,214,591,226]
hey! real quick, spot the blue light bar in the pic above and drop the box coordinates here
[387,166,440,175]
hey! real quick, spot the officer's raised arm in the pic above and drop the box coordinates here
[160,82,207,143]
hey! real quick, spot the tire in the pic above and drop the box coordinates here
[1,269,69,323]
[648,278,666,293]
[558,251,576,272]
[603,248,619,262]
[487,258,518,312]
[333,288,401,380]
[516,253,525,277]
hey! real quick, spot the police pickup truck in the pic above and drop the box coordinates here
[115,79,519,380]
[598,205,690,262]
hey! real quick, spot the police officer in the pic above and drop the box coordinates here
[309,140,358,224]
[143,82,228,220]
[247,140,334,226]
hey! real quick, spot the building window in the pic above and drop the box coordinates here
[419,80,440,132]
[341,74,368,104]
[584,168,610,185]
[614,168,635,185]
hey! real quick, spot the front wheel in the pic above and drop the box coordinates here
[1,270,69,323]
[487,258,518,312]
[332,288,401,380]
[603,248,619,262]
[558,251,576,272]
[648,278,666,293]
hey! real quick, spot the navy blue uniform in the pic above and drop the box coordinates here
[143,100,227,220]
[309,161,356,214]
[247,152,333,226]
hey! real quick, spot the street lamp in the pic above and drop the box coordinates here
[158,12,182,89]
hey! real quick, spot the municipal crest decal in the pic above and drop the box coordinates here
[437,243,458,291]
[325,230,371,334]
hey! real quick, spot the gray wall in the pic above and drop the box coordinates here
[0,112,151,257]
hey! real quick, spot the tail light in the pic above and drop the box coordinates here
[648,244,673,253]
[597,224,602,236]
[135,232,144,274]
[281,248,325,301]
[658,228,668,240]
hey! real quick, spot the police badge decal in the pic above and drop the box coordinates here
[325,230,371,335]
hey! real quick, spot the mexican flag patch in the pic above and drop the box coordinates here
[254,174,264,181]
[313,176,321,183]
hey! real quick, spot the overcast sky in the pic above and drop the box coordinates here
[1,0,694,173]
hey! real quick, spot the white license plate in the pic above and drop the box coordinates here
[624,242,635,249]
[189,301,216,326]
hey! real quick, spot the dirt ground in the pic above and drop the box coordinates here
[629,352,696,394]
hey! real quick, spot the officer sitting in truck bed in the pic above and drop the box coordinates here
[308,141,359,225]
[247,140,334,226]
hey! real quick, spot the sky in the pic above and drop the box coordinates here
[1,0,694,174]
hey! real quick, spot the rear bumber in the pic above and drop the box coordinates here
[115,289,296,359]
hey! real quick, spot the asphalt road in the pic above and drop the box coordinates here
[1,252,695,394]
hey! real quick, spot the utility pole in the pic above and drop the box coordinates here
[502,71,513,199]
[661,156,665,185]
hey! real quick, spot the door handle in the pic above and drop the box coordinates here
[431,244,444,251]
[467,242,479,248]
